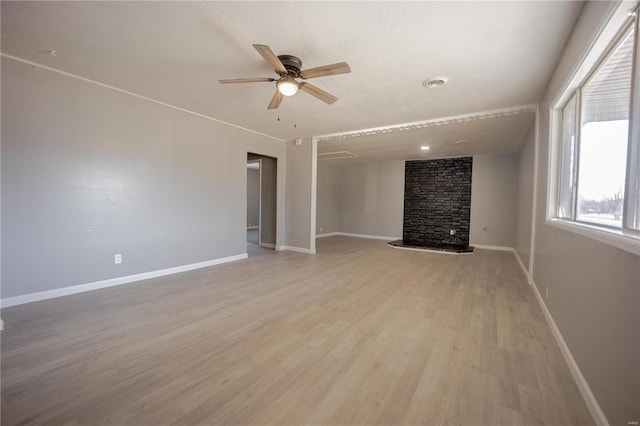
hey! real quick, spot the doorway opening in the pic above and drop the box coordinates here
[247,153,277,256]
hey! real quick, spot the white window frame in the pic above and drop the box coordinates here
[548,4,640,256]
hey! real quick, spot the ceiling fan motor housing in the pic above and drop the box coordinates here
[278,55,303,77]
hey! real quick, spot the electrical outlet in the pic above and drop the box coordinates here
[449,229,456,236]
[114,254,122,264]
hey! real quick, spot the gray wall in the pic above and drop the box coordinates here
[515,124,535,270]
[259,156,277,246]
[1,57,286,299]
[534,2,640,423]
[470,153,518,247]
[339,160,404,238]
[317,156,519,245]
[284,139,313,250]
[246,167,260,228]
[325,160,404,238]
[316,161,341,235]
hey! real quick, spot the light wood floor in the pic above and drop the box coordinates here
[1,236,593,425]
[247,229,274,258]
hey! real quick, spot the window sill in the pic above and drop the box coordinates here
[546,218,640,256]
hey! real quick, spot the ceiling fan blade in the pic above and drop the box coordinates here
[253,44,287,74]
[268,90,284,109]
[301,62,351,79]
[219,77,276,84]
[299,83,338,105]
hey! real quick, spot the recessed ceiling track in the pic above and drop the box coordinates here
[317,151,359,160]
[315,104,537,142]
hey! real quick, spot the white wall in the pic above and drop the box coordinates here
[515,124,535,270]
[470,153,519,248]
[532,2,640,424]
[1,57,287,299]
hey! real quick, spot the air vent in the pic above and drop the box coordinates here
[423,77,448,88]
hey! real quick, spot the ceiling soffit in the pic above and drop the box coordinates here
[316,105,536,142]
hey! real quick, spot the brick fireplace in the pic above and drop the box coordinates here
[397,157,473,251]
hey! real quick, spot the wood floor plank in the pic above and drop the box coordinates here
[1,236,594,425]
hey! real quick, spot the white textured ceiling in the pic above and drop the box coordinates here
[1,1,583,159]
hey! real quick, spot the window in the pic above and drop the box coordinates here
[576,27,634,228]
[559,94,577,219]
[553,9,640,248]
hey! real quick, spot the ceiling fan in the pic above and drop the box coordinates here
[219,44,351,109]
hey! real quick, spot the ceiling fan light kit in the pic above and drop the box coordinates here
[219,44,351,109]
[276,75,299,96]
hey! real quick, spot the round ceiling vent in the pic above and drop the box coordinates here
[423,76,448,88]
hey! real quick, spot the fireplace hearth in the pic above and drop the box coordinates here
[388,239,474,253]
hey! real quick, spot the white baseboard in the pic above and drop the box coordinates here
[259,242,275,248]
[472,244,514,252]
[278,245,316,254]
[529,279,608,426]
[246,226,259,230]
[513,250,531,283]
[339,232,399,241]
[0,253,248,308]
[505,247,606,425]
[316,232,398,241]
[316,232,339,238]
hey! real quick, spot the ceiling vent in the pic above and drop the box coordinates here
[423,77,448,88]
